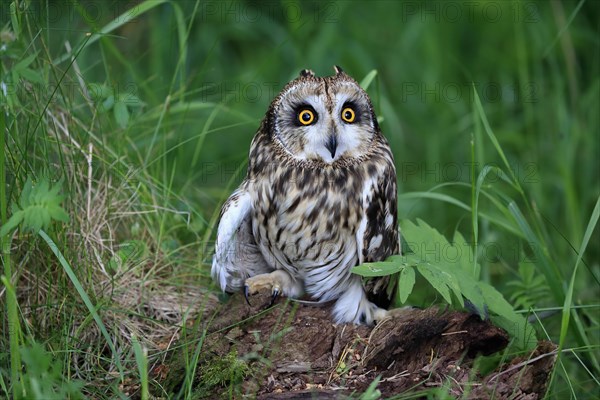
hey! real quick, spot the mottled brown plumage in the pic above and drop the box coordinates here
[212,67,400,324]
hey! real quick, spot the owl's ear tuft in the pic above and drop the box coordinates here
[333,65,344,75]
[300,69,315,78]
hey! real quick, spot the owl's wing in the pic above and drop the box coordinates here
[211,185,270,292]
[356,158,400,308]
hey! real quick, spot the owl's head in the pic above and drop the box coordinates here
[267,66,380,164]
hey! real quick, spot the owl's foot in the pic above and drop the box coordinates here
[373,305,415,324]
[332,278,416,325]
[243,270,303,307]
[243,284,282,307]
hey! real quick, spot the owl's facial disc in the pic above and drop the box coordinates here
[273,77,376,164]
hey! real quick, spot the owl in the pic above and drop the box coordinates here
[211,66,400,325]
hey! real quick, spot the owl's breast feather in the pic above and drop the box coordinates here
[251,165,363,294]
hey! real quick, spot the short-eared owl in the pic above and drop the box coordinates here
[212,66,400,324]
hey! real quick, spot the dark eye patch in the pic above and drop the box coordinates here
[341,100,363,123]
[293,103,318,126]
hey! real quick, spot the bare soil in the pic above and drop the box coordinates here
[163,291,556,399]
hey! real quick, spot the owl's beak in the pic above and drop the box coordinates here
[325,134,338,159]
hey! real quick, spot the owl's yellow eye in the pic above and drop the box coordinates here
[298,109,315,125]
[341,107,355,123]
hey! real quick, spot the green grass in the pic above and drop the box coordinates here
[1,0,599,398]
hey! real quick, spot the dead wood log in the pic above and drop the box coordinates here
[163,292,555,399]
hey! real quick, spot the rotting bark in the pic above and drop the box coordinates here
[162,292,556,399]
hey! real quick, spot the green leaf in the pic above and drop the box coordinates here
[351,261,402,277]
[437,264,464,307]
[10,2,20,36]
[399,219,430,254]
[48,178,64,198]
[480,281,534,338]
[40,207,51,231]
[452,229,479,277]
[17,340,86,399]
[26,206,43,232]
[32,179,49,204]
[490,315,537,351]
[47,204,69,223]
[417,263,453,305]
[114,101,130,128]
[385,254,408,263]
[88,83,112,101]
[354,218,536,349]
[121,240,148,260]
[507,262,549,309]
[0,210,23,236]
[19,178,33,209]
[101,94,115,111]
[120,92,144,108]
[108,240,149,275]
[398,265,415,304]
[5,178,69,234]
[452,268,486,318]
[13,53,38,72]
[20,342,52,375]
[19,68,44,84]
[108,255,122,276]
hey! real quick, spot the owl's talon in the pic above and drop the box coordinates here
[269,288,280,307]
[244,285,252,306]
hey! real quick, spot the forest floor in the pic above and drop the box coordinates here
[161,292,557,399]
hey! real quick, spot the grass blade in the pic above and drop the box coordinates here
[0,81,22,398]
[132,335,149,400]
[360,70,378,90]
[399,191,471,211]
[543,0,586,57]
[399,191,521,236]
[470,135,478,277]
[472,85,521,193]
[558,196,600,363]
[508,202,563,303]
[0,273,22,399]
[38,230,125,379]
[53,0,169,65]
